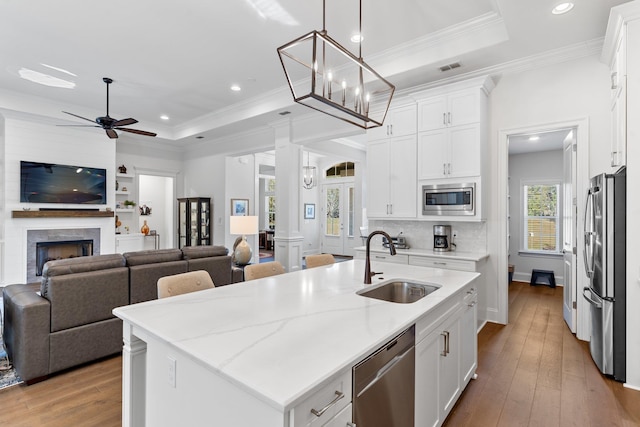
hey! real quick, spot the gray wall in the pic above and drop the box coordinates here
[508,149,563,284]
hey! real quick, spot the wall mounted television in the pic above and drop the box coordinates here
[20,161,107,204]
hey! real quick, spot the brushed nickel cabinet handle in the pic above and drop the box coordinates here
[310,390,345,417]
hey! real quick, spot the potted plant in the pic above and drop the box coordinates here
[123,200,136,209]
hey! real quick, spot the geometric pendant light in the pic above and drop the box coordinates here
[277,0,395,129]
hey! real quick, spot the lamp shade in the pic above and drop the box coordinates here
[230,216,259,235]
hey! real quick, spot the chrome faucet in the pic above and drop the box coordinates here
[364,230,397,284]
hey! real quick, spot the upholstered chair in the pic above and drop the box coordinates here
[243,261,285,281]
[305,254,336,269]
[157,270,214,298]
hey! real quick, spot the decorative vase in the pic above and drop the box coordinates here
[141,220,150,236]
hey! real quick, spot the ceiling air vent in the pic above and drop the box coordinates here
[439,62,461,72]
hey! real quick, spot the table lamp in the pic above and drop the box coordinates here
[230,216,259,265]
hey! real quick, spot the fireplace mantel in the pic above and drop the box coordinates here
[12,210,114,218]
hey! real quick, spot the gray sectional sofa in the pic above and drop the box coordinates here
[2,245,242,384]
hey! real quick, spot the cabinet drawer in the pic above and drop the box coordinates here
[415,299,461,345]
[369,253,409,264]
[322,403,352,427]
[408,256,475,272]
[293,369,351,427]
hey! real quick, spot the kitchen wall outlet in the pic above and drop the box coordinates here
[167,356,176,388]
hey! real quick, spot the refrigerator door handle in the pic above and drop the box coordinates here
[583,189,593,278]
[582,287,603,309]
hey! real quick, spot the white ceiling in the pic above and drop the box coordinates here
[0,0,628,147]
[508,128,573,155]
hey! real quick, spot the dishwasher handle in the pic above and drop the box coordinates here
[356,346,414,398]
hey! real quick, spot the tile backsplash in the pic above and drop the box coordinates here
[367,220,487,253]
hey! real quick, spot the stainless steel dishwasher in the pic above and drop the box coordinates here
[353,325,415,427]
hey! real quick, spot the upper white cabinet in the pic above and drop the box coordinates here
[367,135,417,218]
[414,78,492,184]
[367,101,417,219]
[367,103,417,141]
[602,2,640,170]
[417,124,481,180]
[418,90,480,132]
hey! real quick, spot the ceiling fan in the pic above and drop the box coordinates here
[60,77,157,139]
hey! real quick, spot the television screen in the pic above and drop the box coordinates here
[20,161,107,204]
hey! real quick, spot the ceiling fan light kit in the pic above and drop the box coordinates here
[59,77,157,140]
[277,0,395,129]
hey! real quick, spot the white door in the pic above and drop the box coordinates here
[322,183,355,256]
[563,132,577,332]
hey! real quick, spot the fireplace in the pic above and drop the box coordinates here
[26,228,101,283]
[35,239,94,276]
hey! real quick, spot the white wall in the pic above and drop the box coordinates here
[508,149,564,284]
[1,117,116,284]
[487,55,610,326]
[138,175,173,249]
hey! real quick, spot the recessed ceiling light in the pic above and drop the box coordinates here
[552,2,574,15]
[529,136,540,142]
[350,34,363,43]
[160,115,170,120]
[230,85,241,92]
[18,68,75,88]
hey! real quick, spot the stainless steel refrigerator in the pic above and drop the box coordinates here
[583,167,626,382]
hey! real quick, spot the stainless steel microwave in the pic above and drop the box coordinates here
[422,183,475,216]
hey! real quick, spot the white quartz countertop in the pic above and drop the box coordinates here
[113,260,479,412]
[354,246,489,262]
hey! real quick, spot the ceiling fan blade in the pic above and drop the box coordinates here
[106,129,118,139]
[62,111,96,123]
[117,127,157,137]
[113,117,138,127]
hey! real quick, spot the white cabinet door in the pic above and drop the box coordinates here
[460,297,478,385]
[418,124,479,180]
[448,124,480,179]
[367,103,416,140]
[418,95,447,132]
[418,89,479,132]
[448,90,480,127]
[439,313,461,416]
[415,331,442,427]
[367,135,416,218]
[321,403,352,427]
[417,129,448,179]
[367,139,391,217]
[388,135,417,218]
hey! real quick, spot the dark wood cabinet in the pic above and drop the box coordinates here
[178,197,211,248]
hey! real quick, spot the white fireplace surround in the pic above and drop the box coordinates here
[26,228,101,283]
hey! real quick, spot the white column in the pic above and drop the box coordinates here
[122,322,147,427]
[272,120,304,271]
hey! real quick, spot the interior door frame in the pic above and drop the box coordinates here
[562,131,578,333]
[497,118,590,339]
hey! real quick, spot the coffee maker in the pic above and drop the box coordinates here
[433,225,452,252]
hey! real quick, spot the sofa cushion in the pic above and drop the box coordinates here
[43,267,130,332]
[181,245,228,259]
[123,249,183,266]
[129,261,188,304]
[41,253,125,278]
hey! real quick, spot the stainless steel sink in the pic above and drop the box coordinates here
[357,280,441,304]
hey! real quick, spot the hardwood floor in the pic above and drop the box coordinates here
[444,281,640,427]
[0,356,122,427]
[0,281,638,426]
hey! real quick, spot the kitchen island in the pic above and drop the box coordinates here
[113,259,480,427]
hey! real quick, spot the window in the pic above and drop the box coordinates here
[523,182,560,253]
[325,162,355,178]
